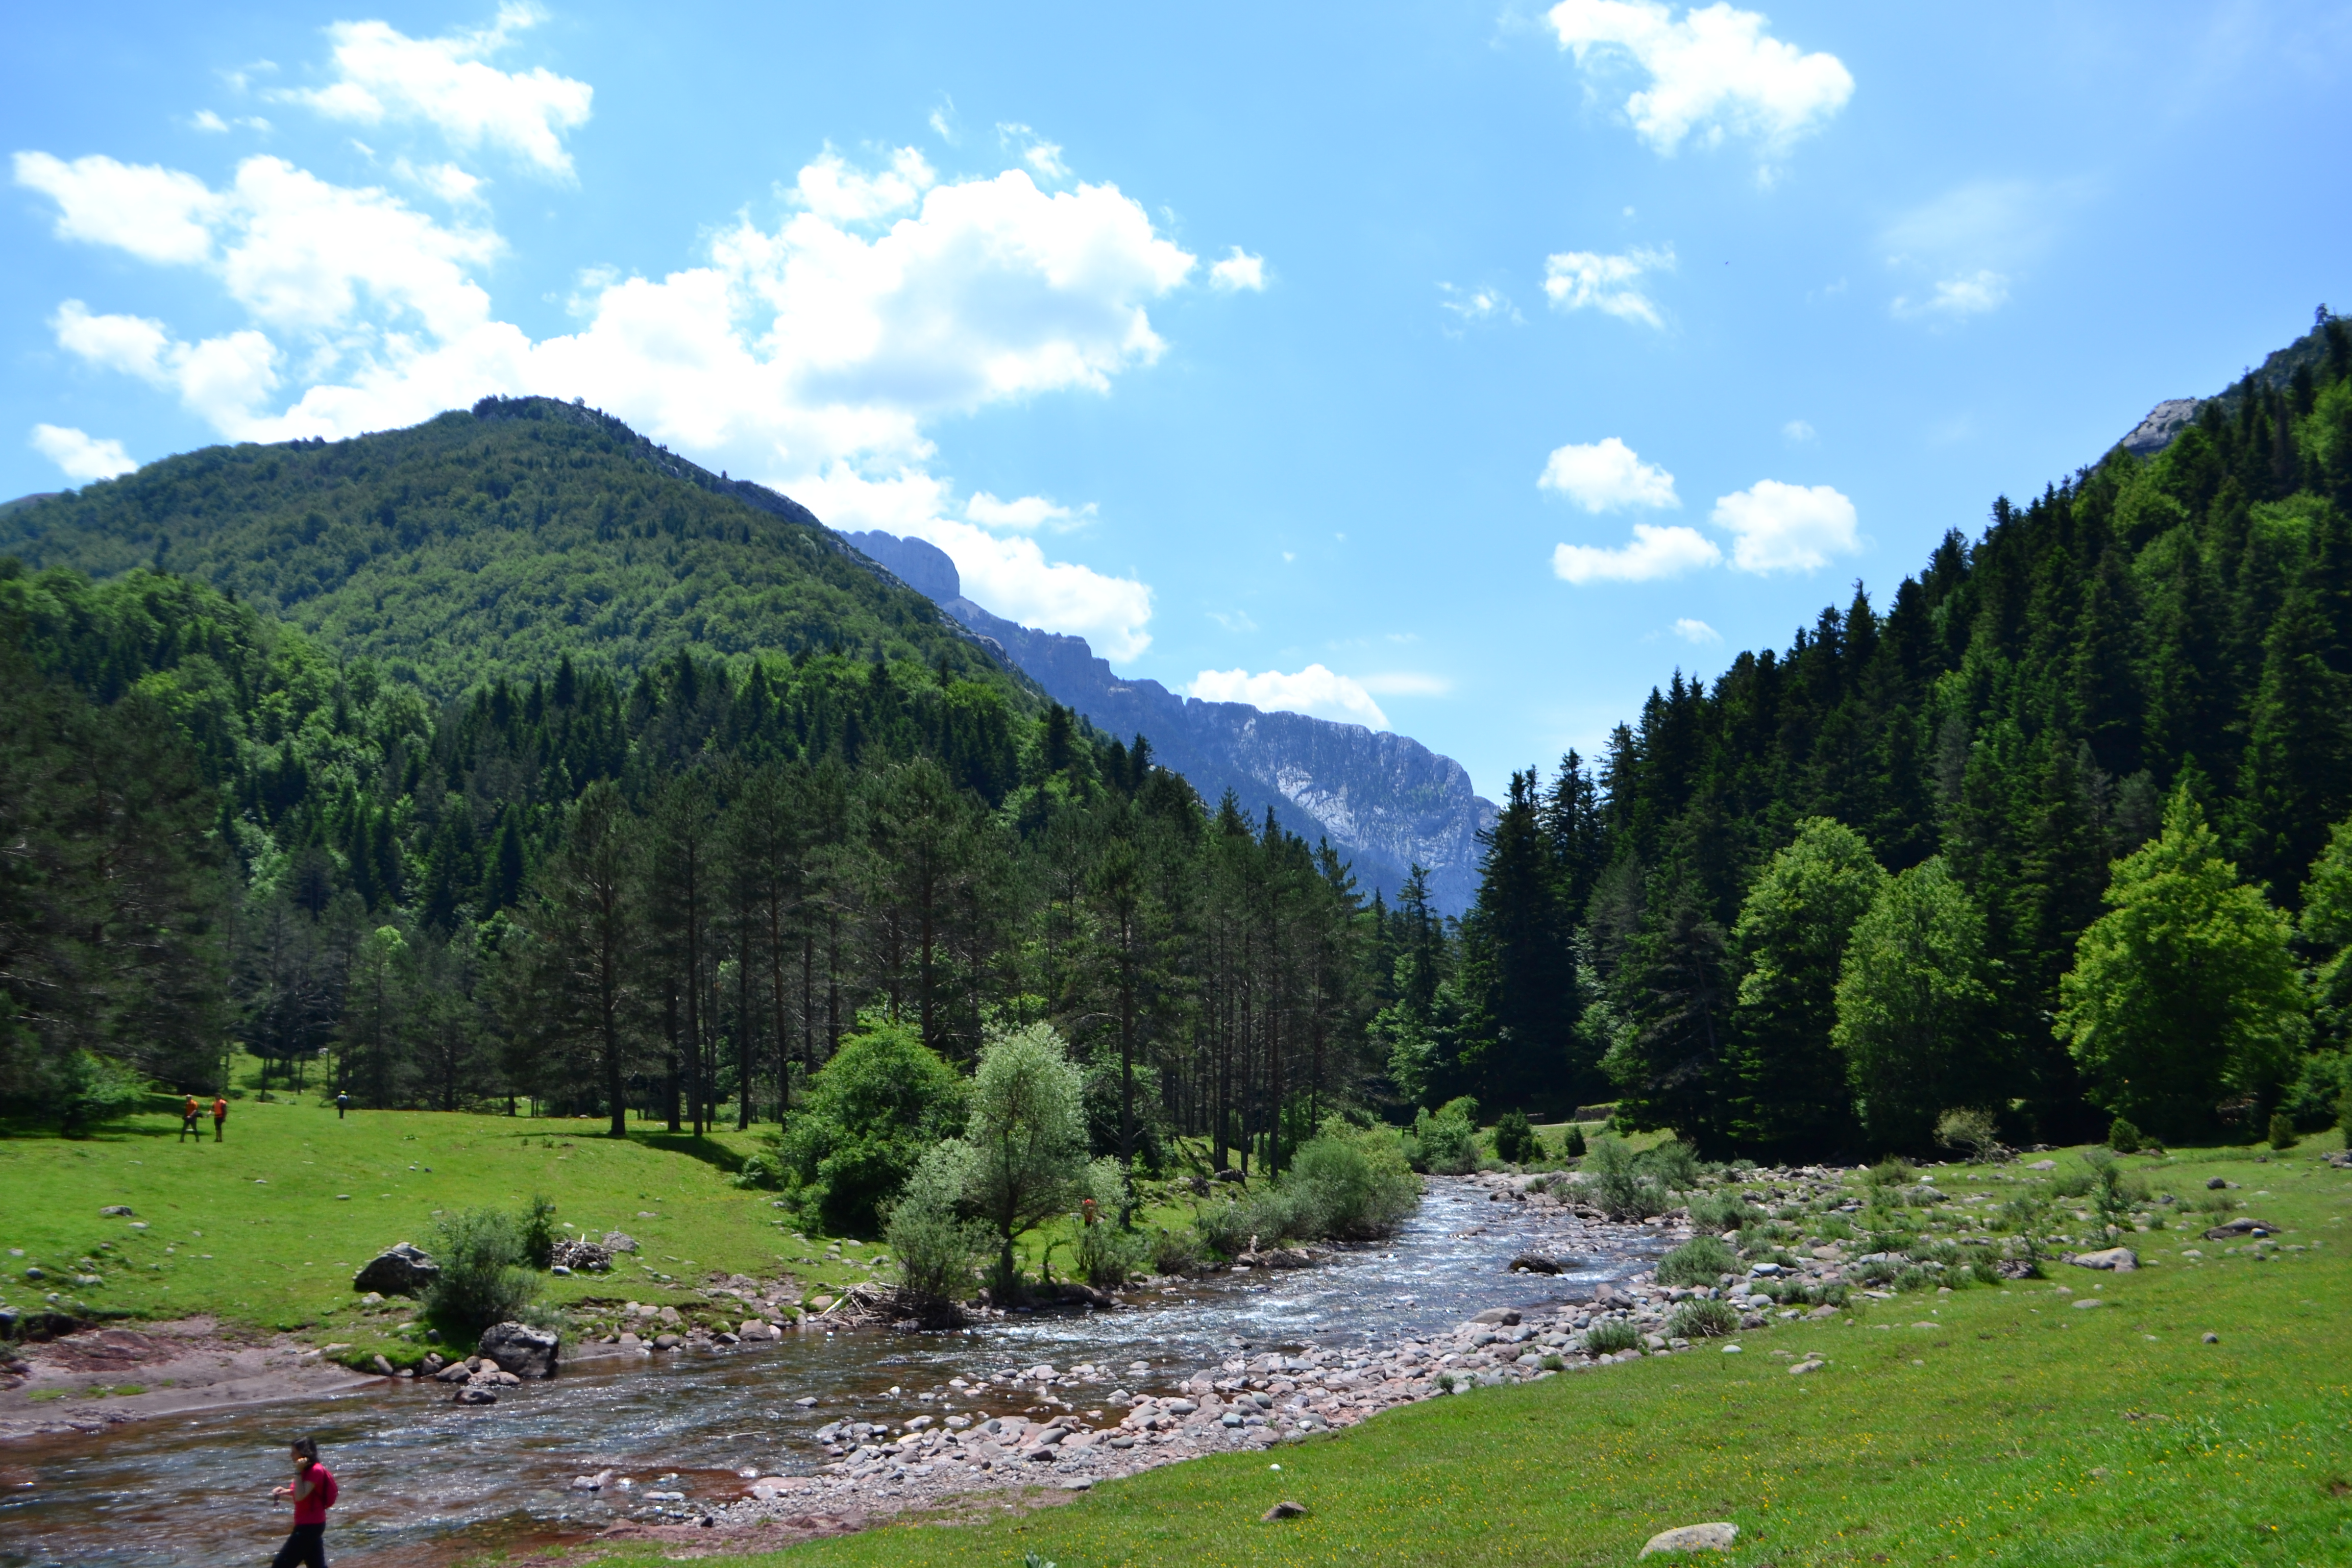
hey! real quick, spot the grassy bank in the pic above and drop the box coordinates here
[639,1136,2348,1568]
[0,1098,897,1360]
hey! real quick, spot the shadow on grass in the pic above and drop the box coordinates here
[621,1130,750,1174]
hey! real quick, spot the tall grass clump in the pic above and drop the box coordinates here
[1669,1298,1739,1339]
[1585,1133,1669,1220]
[1655,1234,1738,1287]
[1583,1318,1642,1355]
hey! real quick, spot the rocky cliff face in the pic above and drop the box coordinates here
[840,530,1497,914]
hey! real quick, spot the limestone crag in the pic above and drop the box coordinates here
[839,530,1497,913]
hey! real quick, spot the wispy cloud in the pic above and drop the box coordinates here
[1543,244,1674,327]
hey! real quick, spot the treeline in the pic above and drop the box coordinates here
[0,564,1381,1173]
[1409,310,2352,1155]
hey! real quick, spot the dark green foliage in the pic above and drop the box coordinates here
[1669,1297,1741,1339]
[520,1194,559,1269]
[2267,1110,2297,1149]
[1405,1096,1479,1174]
[1561,1122,1587,1158]
[0,398,1012,701]
[2107,1117,2144,1155]
[773,1022,967,1235]
[423,1207,537,1335]
[1490,1108,1538,1164]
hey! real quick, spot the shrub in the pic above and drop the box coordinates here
[2267,1110,2297,1150]
[423,1208,536,1335]
[2108,1117,2145,1155]
[1284,1119,1420,1239]
[1656,1234,1738,1287]
[1075,1219,1148,1289]
[1491,1109,1538,1165]
[883,1150,988,1326]
[1866,1156,1915,1189]
[519,1194,558,1270]
[773,1021,967,1236]
[1586,1134,1670,1220]
[1640,1138,1700,1190]
[1669,1298,1739,1339]
[1407,1097,1480,1174]
[1689,1191,1763,1232]
[731,1152,782,1190]
[1561,1123,1588,1159]
[1148,1227,1203,1276]
[1584,1318,1641,1355]
[1935,1107,2006,1163]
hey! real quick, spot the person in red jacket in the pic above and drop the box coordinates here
[179,1095,201,1141]
[270,1437,336,1567]
[212,1095,228,1142]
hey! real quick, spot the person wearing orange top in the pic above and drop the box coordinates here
[180,1095,201,1141]
[212,1095,228,1142]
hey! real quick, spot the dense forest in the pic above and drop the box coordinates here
[0,564,1371,1175]
[1403,310,2352,1154]
[5,319,2350,1169]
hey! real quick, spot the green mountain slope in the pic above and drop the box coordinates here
[0,396,1009,700]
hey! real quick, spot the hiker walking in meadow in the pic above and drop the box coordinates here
[269,1436,337,1567]
[213,1095,229,1141]
[179,1094,201,1141]
[336,1090,348,1119]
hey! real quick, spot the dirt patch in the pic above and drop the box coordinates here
[0,1317,377,1441]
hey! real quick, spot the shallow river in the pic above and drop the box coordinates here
[1,1180,1660,1568]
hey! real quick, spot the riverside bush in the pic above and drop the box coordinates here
[1491,1109,1538,1165]
[2108,1116,2145,1154]
[1669,1298,1739,1339]
[1586,1134,1669,1220]
[1406,1097,1480,1175]
[1584,1318,1641,1355]
[1689,1191,1764,1232]
[1935,1107,2006,1162]
[1285,1119,1419,1239]
[773,1022,967,1236]
[883,1153,988,1325]
[424,1207,536,1335]
[1656,1235,1739,1287]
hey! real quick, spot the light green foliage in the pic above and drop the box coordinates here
[1935,1107,2006,1162]
[1655,1234,1737,1287]
[1584,1133,1669,1220]
[1834,857,1998,1153]
[423,1206,537,1336]
[2057,788,2307,1141]
[1728,817,1888,1156]
[773,1021,966,1237]
[881,1145,989,1323]
[1406,1096,1480,1174]
[2302,816,2352,1051]
[1582,1318,1641,1355]
[941,1021,1091,1290]
[1280,1119,1420,1240]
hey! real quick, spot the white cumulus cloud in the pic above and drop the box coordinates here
[1208,247,1266,291]
[1552,523,1721,584]
[791,146,935,224]
[1671,617,1721,644]
[1891,269,2010,322]
[280,4,592,179]
[1543,244,1674,327]
[1546,0,1854,166]
[29,424,137,482]
[13,152,223,264]
[1710,479,1858,573]
[1188,665,1389,729]
[1539,436,1678,512]
[965,491,1094,530]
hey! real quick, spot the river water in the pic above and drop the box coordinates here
[0,1180,1661,1568]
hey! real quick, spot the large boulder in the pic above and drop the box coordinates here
[477,1320,560,1379]
[352,1243,439,1296]
[550,1239,611,1272]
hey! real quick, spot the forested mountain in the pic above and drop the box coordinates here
[0,558,1379,1171]
[1418,310,2352,1153]
[843,529,1499,914]
[0,396,1011,698]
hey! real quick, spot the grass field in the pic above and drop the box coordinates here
[0,1095,882,1363]
[599,1136,2348,1568]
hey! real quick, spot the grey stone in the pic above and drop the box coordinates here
[2067,1247,2138,1271]
[653,1333,681,1350]
[1507,1254,1563,1274]
[454,1384,498,1405]
[1262,1500,1309,1521]
[601,1230,639,1253]
[2025,1160,2058,1171]
[99,1206,134,1217]
[1639,1522,1737,1556]
[550,1239,611,1272]
[477,1320,560,1378]
[433,1361,472,1383]
[352,1242,440,1296]
[1473,1307,1522,1326]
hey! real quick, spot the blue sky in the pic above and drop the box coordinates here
[7,3,2349,798]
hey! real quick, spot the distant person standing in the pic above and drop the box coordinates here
[268,1436,336,1567]
[179,1095,201,1142]
[336,1090,349,1120]
[213,1095,228,1142]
